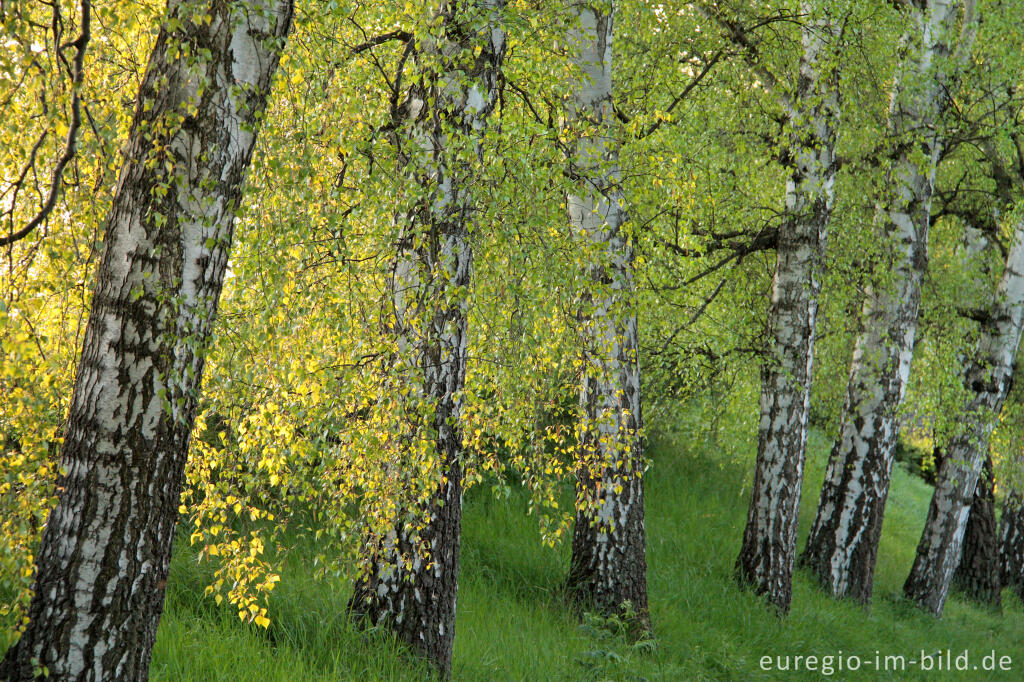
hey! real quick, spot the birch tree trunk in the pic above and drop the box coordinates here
[563,1,649,629]
[950,455,1001,608]
[1000,492,1024,600]
[0,1,293,679]
[735,3,840,614]
[904,218,1024,615]
[799,0,971,606]
[346,2,506,675]
[927,221,1000,608]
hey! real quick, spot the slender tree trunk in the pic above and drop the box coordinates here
[1000,492,1024,600]
[346,2,506,676]
[905,218,1024,615]
[735,3,840,615]
[0,1,292,679]
[800,0,971,606]
[951,455,1001,608]
[928,220,1000,607]
[562,1,649,630]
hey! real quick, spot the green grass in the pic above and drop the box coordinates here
[151,425,1024,680]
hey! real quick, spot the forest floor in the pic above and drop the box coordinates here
[151,421,1024,680]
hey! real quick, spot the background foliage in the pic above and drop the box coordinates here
[4,0,1024,665]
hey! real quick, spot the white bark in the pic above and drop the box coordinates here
[565,0,649,624]
[1,1,293,679]
[802,0,972,605]
[348,1,506,674]
[736,2,840,614]
[906,217,1024,614]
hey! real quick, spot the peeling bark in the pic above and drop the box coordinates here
[346,2,506,676]
[800,0,971,606]
[736,2,840,615]
[563,1,649,629]
[0,1,293,679]
[950,455,1001,609]
[905,218,1024,615]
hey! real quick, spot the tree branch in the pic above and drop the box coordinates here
[694,3,797,115]
[639,49,725,139]
[351,30,413,55]
[2,0,90,247]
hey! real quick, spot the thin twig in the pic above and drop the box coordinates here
[2,0,91,247]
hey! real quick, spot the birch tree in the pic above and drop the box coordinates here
[920,56,1024,610]
[728,2,842,614]
[1000,491,1024,600]
[951,455,1001,607]
[563,0,650,627]
[799,0,974,605]
[345,1,506,675]
[943,219,1002,610]
[0,0,293,678]
[904,216,1024,614]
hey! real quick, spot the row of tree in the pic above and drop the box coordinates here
[2,0,1024,679]
[737,0,1024,623]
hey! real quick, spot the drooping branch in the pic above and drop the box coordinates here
[1,0,91,247]
[694,3,800,115]
[638,49,725,139]
[655,222,779,263]
[506,78,554,129]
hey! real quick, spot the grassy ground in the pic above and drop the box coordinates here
[150,423,1024,680]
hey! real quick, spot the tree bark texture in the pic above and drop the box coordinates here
[347,1,506,676]
[736,3,840,615]
[0,1,293,679]
[800,0,971,606]
[1000,492,1024,601]
[950,455,1001,608]
[905,218,1024,615]
[562,1,650,630]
